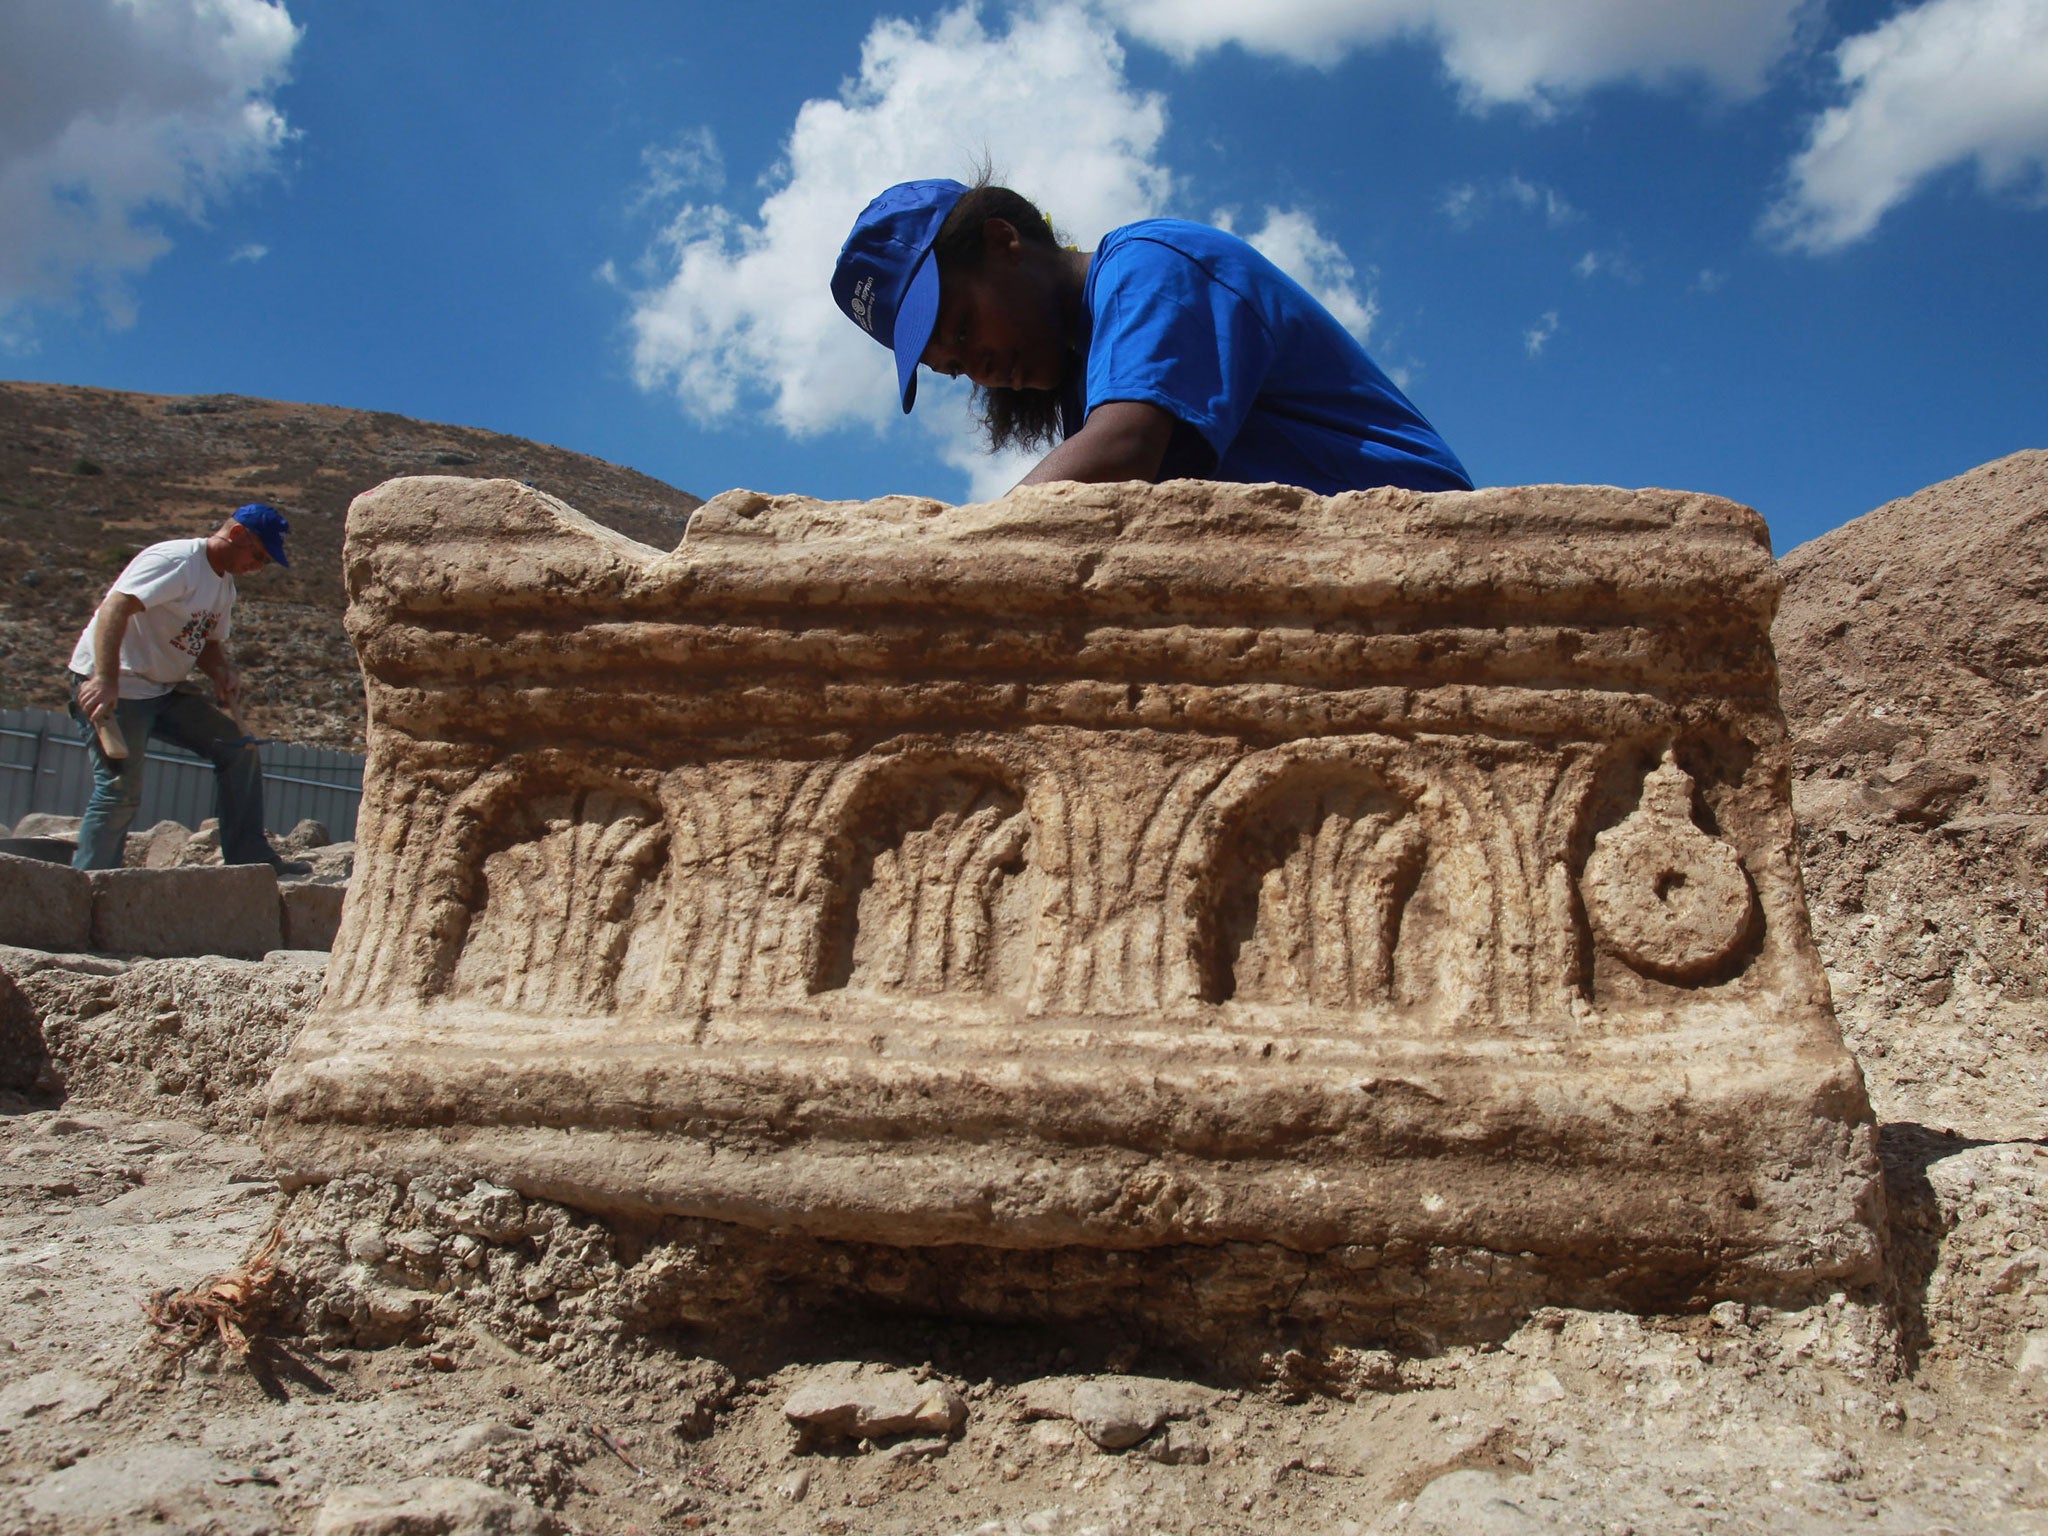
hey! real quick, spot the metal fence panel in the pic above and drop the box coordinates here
[256,740,367,841]
[0,706,363,841]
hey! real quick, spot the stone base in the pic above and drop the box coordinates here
[0,852,90,953]
[266,999,1881,1318]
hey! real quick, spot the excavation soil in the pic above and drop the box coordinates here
[0,453,2044,1534]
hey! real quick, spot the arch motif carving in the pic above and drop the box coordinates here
[811,754,1035,999]
[442,785,670,1016]
[1172,742,1432,1011]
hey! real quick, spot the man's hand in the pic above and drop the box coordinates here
[1016,400,1179,488]
[76,675,118,725]
[84,591,144,721]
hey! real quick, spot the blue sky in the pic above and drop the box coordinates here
[2,1,2044,552]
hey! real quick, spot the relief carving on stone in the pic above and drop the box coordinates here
[1201,761,1422,1009]
[1582,749,1759,985]
[442,786,670,1015]
[818,759,1033,999]
[268,476,1882,1325]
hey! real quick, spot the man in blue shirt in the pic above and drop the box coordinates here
[832,178,1472,496]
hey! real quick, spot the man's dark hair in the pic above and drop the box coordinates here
[932,179,1068,454]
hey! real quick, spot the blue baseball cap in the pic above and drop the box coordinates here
[233,502,290,567]
[832,178,968,413]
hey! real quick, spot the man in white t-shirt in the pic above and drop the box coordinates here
[65,503,293,871]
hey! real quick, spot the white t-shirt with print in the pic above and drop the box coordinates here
[68,538,237,699]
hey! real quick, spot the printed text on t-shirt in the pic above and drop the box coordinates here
[170,612,219,658]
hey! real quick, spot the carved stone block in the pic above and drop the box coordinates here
[264,476,1883,1337]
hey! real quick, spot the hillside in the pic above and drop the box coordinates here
[0,382,703,750]
[1774,449,2048,1141]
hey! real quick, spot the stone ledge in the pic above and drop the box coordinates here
[89,865,281,960]
[266,1013,1879,1301]
[0,852,91,954]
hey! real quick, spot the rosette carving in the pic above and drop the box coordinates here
[1582,752,1756,983]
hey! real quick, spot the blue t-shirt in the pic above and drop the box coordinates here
[1067,220,1472,495]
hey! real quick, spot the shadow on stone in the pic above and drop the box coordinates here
[0,967,57,1102]
[0,837,75,865]
[1878,1120,2000,1369]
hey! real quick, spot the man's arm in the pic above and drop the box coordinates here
[197,637,243,717]
[1015,400,1178,488]
[77,592,144,723]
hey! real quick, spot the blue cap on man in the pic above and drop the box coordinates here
[831,179,969,414]
[233,503,290,567]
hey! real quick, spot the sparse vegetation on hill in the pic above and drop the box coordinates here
[0,382,703,750]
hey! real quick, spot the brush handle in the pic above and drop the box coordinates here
[95,717,128,760]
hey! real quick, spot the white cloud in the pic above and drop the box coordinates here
[1572,247,1639,282]
[634,127,725,212]
[1766,0,2048,252]
[936,392,1044,502]
[229,242,268,263]
[0,0,298,327]
[1225,206,1378,341]
[1094,0,1814,109]
[1441,174,1576,229]
[1524,309,1560,355]
[622,2,1171,455]
[1507,174,1577,225]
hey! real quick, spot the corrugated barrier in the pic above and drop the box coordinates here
[0,705,362,841]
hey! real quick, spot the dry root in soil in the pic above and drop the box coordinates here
[144,1226,283,1363]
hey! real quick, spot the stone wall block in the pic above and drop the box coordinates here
[90,865,281,960]
[10,815,80,840]
[281,880,348,952]
[124,820,192,869]
[0,851,92,953]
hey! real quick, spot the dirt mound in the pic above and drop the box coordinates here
[1774,449,2048,1141]
[0,946,323,1133]
[0,381,703,750]
[0,1065,2042,1533]
[1777,448,2048,821]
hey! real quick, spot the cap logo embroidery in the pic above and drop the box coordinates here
[851,275,876,334]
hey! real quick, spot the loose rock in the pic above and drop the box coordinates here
[311,1476,561,1535]
[1405,1469,1551,1534]
[1068,1378,1171,1450]
[0,1369,111,1432]
[783,1367,967,1442]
